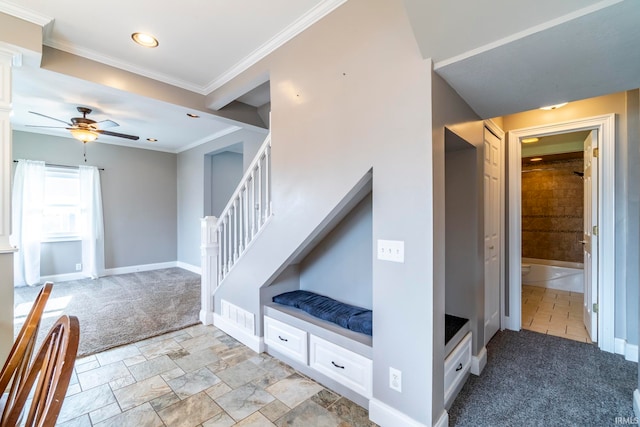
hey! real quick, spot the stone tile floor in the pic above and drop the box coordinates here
[521,285,592,343]
[57,324,376,426]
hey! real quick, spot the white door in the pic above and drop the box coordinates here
[484,127,501,345]
[583,131,598,342]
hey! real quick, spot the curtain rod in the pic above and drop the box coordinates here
[13,160,104,171]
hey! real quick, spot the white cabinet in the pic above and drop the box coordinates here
[309,335,372,398]
[264,316,308,364]
[444,332,472,405]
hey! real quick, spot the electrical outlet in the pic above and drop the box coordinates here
[377,240,404,263]
[389,367,402,392]
[75,263,82,271]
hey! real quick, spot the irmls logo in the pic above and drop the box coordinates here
[614,416,639,425]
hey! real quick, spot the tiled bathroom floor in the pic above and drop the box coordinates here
[521,285,593,343]
[57,324,376,426]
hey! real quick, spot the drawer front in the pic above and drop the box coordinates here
[444,332,472,402]
[264,316,308,363]
[309,335,372,398]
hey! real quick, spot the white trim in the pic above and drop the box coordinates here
[40,272,86,283]
[0,1,53,27]
[203,0,348,94]
[368,399,429,427]
[102,261,177,276]
[175,126,243,154]
[470,346,487,375]
[615,338,639,363]
[200,309,214,326]
[434,410,449,427]
[634,389,640,420]
[176,261,201,275]
[506,114,616,354]
[213,312,264,353]
[434,0,623,70]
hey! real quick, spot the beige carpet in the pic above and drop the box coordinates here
[14,268,201,357]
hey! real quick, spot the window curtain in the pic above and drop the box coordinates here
[11,160,46,287]
[79,165,105,279]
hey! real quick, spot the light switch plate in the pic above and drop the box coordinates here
[377,240,404,263]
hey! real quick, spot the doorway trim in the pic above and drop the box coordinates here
[505,114,615,353]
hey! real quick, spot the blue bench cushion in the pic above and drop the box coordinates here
[272,290,372,336]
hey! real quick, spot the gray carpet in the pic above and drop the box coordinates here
[14,268,201,357]
[449,329,638,426]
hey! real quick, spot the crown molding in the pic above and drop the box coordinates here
[0,1,52,27]
[43,39,208,95]
[203,0,348,94]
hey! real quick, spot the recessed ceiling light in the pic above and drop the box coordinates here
[147,138,157,142]
[530,157,543,162]
[522,137,539,144]
[186,113,200,118]
[131,32,159,48]
[540,102,568,111]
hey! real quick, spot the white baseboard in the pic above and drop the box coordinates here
[369,399,428,427]
[103,261,177,276]
[176,261,201,275]
[213,313,264,353]
[434,410,448,427]
[634,389,640,420]
[471,346,487,375]
[200,310,214,326]
[40,272,86,283]
[614,338,639,362]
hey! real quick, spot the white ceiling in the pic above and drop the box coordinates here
[1,0,345,152]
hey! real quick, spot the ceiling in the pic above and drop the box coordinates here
[1,0,345,152]
[2,0,639,153]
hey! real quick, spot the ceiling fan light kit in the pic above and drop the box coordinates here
[26,106,140,143]
[70,128,98,143]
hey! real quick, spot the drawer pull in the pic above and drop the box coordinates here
[331,361,345,369]
[455,363,463,372]
[278,335,288,342]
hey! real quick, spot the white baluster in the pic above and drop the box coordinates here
[244,184,249,247]
[265,144,271,218]
[226,213,232,272]
[257,161,263,227]
[217,226,223,284]
[233,200,239,261]
[251,171,256,237]
[238,191,244,254]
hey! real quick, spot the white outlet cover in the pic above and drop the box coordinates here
[389,367,402,392]
[377,240,404,263]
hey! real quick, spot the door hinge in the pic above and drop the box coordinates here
[593,303,599,314]
[593,147,599,158]
[593,225,598,236]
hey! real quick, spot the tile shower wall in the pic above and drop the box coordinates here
[522,155,584,263]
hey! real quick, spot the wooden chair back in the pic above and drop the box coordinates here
[0,282,53,424]
[1,315,80,427]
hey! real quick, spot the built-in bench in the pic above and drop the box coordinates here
[444,314,471,409]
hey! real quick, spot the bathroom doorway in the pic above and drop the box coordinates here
[518,130,593,343]
[505,114,615,353]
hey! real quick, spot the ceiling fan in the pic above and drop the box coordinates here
[27,107,140,143]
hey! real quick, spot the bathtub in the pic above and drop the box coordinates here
[521,258,584,293]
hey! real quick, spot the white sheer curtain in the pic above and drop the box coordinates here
[11,160,46,287]
[79,165,105,279]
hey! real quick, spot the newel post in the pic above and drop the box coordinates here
[200,216,218,325]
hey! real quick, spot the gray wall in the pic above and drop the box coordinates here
[205,151,243,217]
[299,193,372,309]
[444,136,484,354]
[501,90,639,347]
[213,0,437,424]
[13,130,177,271]
[176,129,267,268]
[40,241,82,276]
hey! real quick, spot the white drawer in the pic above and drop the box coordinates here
[264,316,308,363]
[444,332,472,403]
[309,335,372,398]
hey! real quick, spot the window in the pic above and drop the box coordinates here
[42,167,81,241]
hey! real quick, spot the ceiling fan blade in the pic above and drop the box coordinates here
[96,129,139,140]
[96,119,119,128]
[25,125,69,129]
[28,111,72,126]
